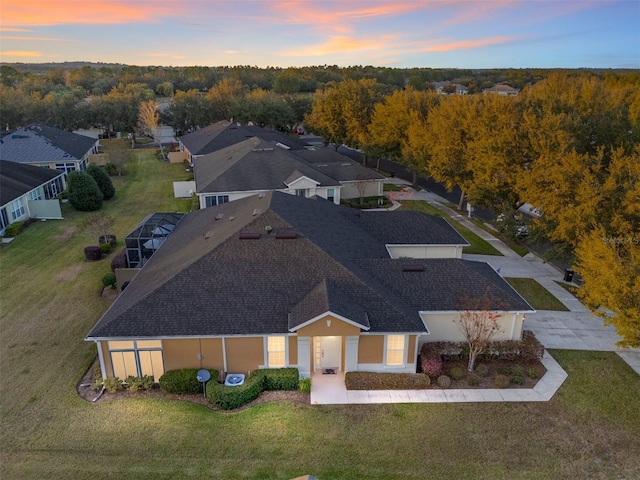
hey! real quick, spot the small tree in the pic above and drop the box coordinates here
[87,164,115,200]
[354,175,369,205]
[454,309,503,372]
[83,213,114,245]
[138,99,165,159]
[67,171,103,211]
[107,150,130,176]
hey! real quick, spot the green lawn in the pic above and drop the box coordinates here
[398,200,503,256]
[469,218,530,257]
[505,277,570,311]
[1,150,640,479]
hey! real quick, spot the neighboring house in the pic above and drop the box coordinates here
[292,148,385,200]
[0,123,99,173]
[483,84,520,96]
[85,192,534,382]
[433,81,468,95]
[179,121,308,162]
[0,160,66,234]
[186,137,386,207]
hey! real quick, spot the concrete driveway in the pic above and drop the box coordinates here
[385,181,640,375]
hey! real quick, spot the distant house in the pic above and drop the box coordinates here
[433,81,468,95]
[179,121,308,162]
[0,123,99,173]
[0,160,66,234]
[85,192,533,382]
[483,84,520,96]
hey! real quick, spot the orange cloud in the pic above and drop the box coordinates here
[421,36,515,52]
[1,50,43,57]
[0,27,30,32]
[1,1,174,26]
[1,35,67,41]
[281,34,394,57]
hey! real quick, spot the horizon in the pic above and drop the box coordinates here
[1,1,638,70]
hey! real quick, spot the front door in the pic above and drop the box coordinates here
[315,336,341,372]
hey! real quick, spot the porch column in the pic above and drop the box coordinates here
[297,336,311,378]
[345,336,359,372]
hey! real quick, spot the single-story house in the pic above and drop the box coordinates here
[483,84,520,96]
[179,121,308,162]
[86,192,534,382]
[0,160,66,234]
[0,123,99,173]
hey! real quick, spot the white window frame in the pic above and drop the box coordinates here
[266,336,287,368]
[205,195,229,208]
[384,335,406,367]
[10,198,25,221]
[29,189,42,201]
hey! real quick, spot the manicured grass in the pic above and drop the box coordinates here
[469,218,530,257]
[383,183,404,192]
[505,277,570,311]
[2,149,639,479]
[555,280,580,297]
[399,200,503,256]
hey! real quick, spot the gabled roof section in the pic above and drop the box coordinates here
[288,279,370,331]
[179,121,308,156]
[0,124,97,164]
[194,137,338,193]
[292,149,386,182]
[283,169,320,187]
[0,160,65,206]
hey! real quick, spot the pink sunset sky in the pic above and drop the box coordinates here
[1,0,638,68]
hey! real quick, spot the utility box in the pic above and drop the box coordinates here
[564,269,575,282]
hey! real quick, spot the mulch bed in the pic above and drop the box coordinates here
[428,358,547,389]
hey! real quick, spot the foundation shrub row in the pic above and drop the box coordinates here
[345,372,431,390]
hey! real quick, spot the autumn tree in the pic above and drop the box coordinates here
[206,77,245,121]
[137,99,165,158]
[169,89,210,131]
[231,89,295,130]
[454,309,504,372]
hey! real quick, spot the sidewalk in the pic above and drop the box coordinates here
[384,183,640,375]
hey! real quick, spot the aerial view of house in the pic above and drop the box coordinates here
[86,191,532,382]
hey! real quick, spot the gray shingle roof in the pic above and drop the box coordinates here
[86,192,532,340]
[180,121,308,156]
[292,149,386,182]
[0,124,97,164]
[0,160,65,206]
[194,137,339,193]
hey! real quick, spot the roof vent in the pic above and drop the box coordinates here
[258,192,265,199]
[402,265,425,272]
[229,216,236,221]
[252,208,261,216]
[275,142,290,150]
[265,225,273,233]
[341,163,351,166]
[215,213,224,220]
[203,230,213,239]
[275,232,298,239]
[317,164,328,167]
[239,232,261,240]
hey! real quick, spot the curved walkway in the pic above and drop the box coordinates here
[384,180,640,375]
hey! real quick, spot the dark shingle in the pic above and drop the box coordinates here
[0,160,65,206]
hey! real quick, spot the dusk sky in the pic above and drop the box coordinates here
[1,1,638,69]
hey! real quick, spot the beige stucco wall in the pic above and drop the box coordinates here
[358,335,384,364]
[99,341,113,378]
[420,312,525,345]
[406,335,416,364]
[296,315,361,337]
[387,245,463,259]
[200,338,224,373]
[169,151,189,164]
[340,180,383,200]
[288,336,298,365]
[225,337,264,375]
[163,338,201,371]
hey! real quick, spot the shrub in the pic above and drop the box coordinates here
[67,171,103,211]
[252,368,299,391]
[436,375,451,389]
[298,377,311,394]
[511,365,524,377]
[475,364,489,377]
[159,368,219,395]
[512,375,525,385]
[421,357,443,377]
[103,377,123,393]
[111,248,127,271]
[84,245,102,261]
[468,375,480,386]
[494,374,510,388]
[104,163,117,176]
[99,234,117,248]
[126,375,154,392]
[527,367,539,379]
[449,367,465,381]
[102,272,117,289]
[345,372,430,390]
[87,164,116,200]
[420,341,464,360]
[520,330,545,362]
[4,222,23,237]
[92,378,104,391]
[207,373,265,410]
[100,243,112,254]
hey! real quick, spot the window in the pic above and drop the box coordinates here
[295,189,306,197]
[267,336,286,367]
[327,188,335,202]
[10,198,25,221]
[205,195,229,208]
[0,208,9,231]
[108,340,164,382]
[385,335,405,366]
[55,163,76,174]
[29,189,42,201]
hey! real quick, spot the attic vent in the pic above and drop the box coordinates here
[258,192,265,198]
[275,142,290,150]
[252,148,274,152]
[252,208,262,216]
[317,164,328,167]
[229,216,236,221]
[275,232,297,239]
[215,213,224,220]
[239,232,260,240]
[402,265,425,272]
[11,134,29,139]
[204,230,213,239]
[341,163,351,166]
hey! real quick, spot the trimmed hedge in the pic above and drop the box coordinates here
[67,171,103,211]
[110,248,127,271]
[206,368,300,410]
[4,221,23,237]
[84,245,102,261]
[87,164,115,200]
[159,368,219,395]
[345,372,430,390]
